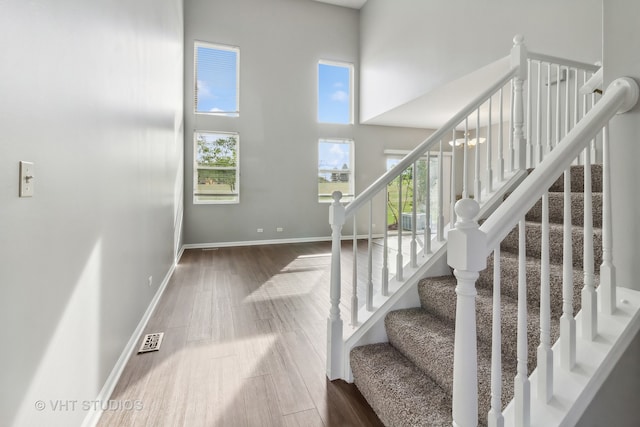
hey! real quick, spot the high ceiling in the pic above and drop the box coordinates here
[311,0,367,9]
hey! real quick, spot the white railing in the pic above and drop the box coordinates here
[326,35,607,382]
[449,73,639,427]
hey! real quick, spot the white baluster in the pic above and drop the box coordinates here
[565,68,571,137]
[582,148,597,339]
[448,199,486,427]
[488,245,504,427]
[527,59,533,168]
[538,192,553,402]
[351,216,358,325]
[546,63,552,155]
[600,124,616,314]
[515,219,530,427]
[487,96,494,193]
[411,161,418,268]
[560,169,576,370]
[475,108,482,203]
[397,170,404,281]
[438,140,445,242]
[463,118,469,199]
[451,128,458,228]
[536,61,543,165]
[327,191,345,379]
[367,201,374,311]
[425,157,433,255]
[555,64,561,149]
[498,87,505,182]
[509,80,515,173]
[511,35,527,171]
[382,187,389,296]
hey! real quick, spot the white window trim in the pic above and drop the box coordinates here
[317,60,354,125]
[193,130,240,205]
[318,138,355,203]
[194,41,240,117]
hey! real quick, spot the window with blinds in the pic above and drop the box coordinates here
[318,139,354,203]
[194,42,239,116]
[194,131,239,204]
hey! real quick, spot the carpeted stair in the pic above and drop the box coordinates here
[350,165,603,426]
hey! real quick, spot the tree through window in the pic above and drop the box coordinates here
[194,131,239,203]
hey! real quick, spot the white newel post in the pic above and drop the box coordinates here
[327,191,345,380]
[448,199,487,427]
[511,35,528,171]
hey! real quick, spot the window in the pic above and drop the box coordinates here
[194,131,239,204]
[194,42,239,116]
[318,139,354,203]
[318,61,353,124]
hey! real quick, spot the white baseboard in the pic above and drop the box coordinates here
[81,256,179,427]
[182,234,385,250]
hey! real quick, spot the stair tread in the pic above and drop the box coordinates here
[350,342,453,427]
[385,307,517,423]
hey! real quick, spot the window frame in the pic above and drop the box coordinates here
[194,41,240,117]
[317,60,354,125]
[318,138,355,203]
[193,130,240,205]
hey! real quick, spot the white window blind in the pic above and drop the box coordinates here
[195,42,239,116]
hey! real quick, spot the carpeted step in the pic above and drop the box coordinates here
[476,251,591,320]
[350,342,453,427]
[417,276,560,375]
[524,191,602,228]
[500,221,603,269]
[385,308,517,425]
[546,164,602,193]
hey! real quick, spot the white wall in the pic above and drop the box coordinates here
[183,0,432,245]
[605,0,640,293]
[0,1,184,426]
[360,0,602,123]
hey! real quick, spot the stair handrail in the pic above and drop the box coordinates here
[343,65,519,219]
[479,76,638,250]
[448,75,639,426]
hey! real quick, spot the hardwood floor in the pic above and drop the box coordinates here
[98,242,384,427]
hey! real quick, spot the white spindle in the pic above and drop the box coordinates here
[574,68,579,129]
[498,87,505,182]
[538,192,553,402]
[411,161,418,268]
[488,245,504,427]
[396,171,404,281]
[327,191,345,379]
[514,219,530,427]
[511,34,527,172]
[451,128,458,228]
[565,68,571,137]
[438,140,445,241]
[582,148,597,339]
[560,169,576,370]
[536,61,543,164]
[487,96,494,193]
[382,187,389,296]
[463,118,469,199]
[591,90,598,162]
[367,201,374,311]
[448,199,485,427]
[527,59,533,168]
[475,108,482,203]
[600,124,616,314]
[546,63,552,155]
[509,80,515,172]
[425,157,432,255]
[351,216,358,325]
[555,65,561,149]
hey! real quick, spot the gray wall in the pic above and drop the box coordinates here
[0,1,184,426]
[360,0,602,123]
[183,0,432,245]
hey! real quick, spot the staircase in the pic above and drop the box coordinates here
[350,165,602,426]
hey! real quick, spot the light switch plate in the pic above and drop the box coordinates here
[19,161,34,197]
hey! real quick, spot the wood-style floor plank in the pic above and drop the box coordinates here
[97,242,383,427]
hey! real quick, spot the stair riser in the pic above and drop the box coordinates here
[546,164,602,193]
[525,192,602,228]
